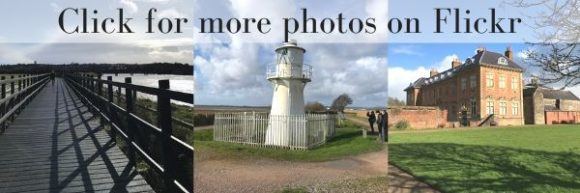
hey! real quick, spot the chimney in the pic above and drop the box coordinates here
[531,76,539,87]
[430,68,438,77]
[476,47,486,54]
[505,46,513,60]
[452,57,461,68]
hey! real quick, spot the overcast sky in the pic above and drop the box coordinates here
[193,0,389,107]
[1,0,572,107]
[0,0,193,64]
[192,0,545,107]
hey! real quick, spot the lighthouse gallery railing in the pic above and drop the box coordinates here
[266,63,312,80]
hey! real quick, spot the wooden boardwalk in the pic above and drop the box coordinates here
[0,79,154,193]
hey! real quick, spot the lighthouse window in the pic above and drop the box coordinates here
[498,57,508,65]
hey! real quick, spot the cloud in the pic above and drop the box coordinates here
[387,54,458,100]
[434,54,459,72]
[157,8,187,18]
[388,66,429,100]
[0,45,32,63]
[391,45,422,56]
[195,43,388,107]
[0,43,191,64]
[569,86,580,98]
[50,2,60,13]
[119,0,138,13]
[194,0,389,106]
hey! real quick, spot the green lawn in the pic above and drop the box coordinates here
[390,125,580,193]
[192,121,385,162]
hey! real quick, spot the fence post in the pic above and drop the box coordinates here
[107,76,116,139]
[97,75,103,96]
[10,75,15,95]
[1,76,5,99]
[18,75,22,92]
[125,77,136,165]
[0,76,4,133]
[158,79,177,192]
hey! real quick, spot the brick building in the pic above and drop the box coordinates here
[405,48,524,126]
[523,83,580,124]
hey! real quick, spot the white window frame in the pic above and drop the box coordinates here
[511,77,518,90]
[486,73,494,88]
[512,101,519,115]
[461,78,467,91]
[487,100,494,115]
[499,101,507,115]
[499,75,506,89]
[498,57,508,65]
[470,75,477,88]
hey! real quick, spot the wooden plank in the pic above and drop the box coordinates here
[0,79,154,193]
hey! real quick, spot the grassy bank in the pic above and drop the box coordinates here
[192,120,385,162]
[390,125,580,193]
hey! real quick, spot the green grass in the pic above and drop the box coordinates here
[390,125,580,193]
[278,187,309,193]
[192,120,385,162]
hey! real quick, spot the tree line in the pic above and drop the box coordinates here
[0,63,193,75]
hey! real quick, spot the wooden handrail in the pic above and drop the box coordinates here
[64,73,193,193]
[0,74,51,133]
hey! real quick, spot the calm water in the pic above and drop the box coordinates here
[103,74,193,105]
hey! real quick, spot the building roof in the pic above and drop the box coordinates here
[405,77,426,91]
[524,86,580,101]
[537,88,580,100]
[475,50,523,70]
[405,49,523,91]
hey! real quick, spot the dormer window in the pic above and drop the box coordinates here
[498,57,508,65]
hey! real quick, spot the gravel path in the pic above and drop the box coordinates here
[194,149,387,193]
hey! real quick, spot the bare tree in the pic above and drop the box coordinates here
[305,101,326,112]
[330,94,353,113]
[507,0,579,88]
[523,43,579,88]
[387,97,406,107]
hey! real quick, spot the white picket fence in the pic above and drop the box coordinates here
[213,112,336,149]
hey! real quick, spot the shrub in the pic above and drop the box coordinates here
[394,120,410,130]
[194,113,214,126]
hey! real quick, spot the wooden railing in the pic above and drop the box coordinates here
[64,74,194,193]
[0,74,50,133]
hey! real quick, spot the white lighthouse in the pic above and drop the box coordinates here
[265,40,312,146]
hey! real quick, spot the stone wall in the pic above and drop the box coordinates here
[350,106,448,129]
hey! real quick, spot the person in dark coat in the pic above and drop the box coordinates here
[366,111,376,134]
[50,71,55,85]
[381,110,388,142]
[375,110,382,133]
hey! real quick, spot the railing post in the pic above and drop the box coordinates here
[124,77,136,165]
[158,79,176,192]
[1,76,5,99]
[90,74,95,92]
[17,75,21,92]
[10,75,15,95]
[97,75,103,97]
[0,76,4,133]
[107,76,116,139]
[116,86,122,104]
